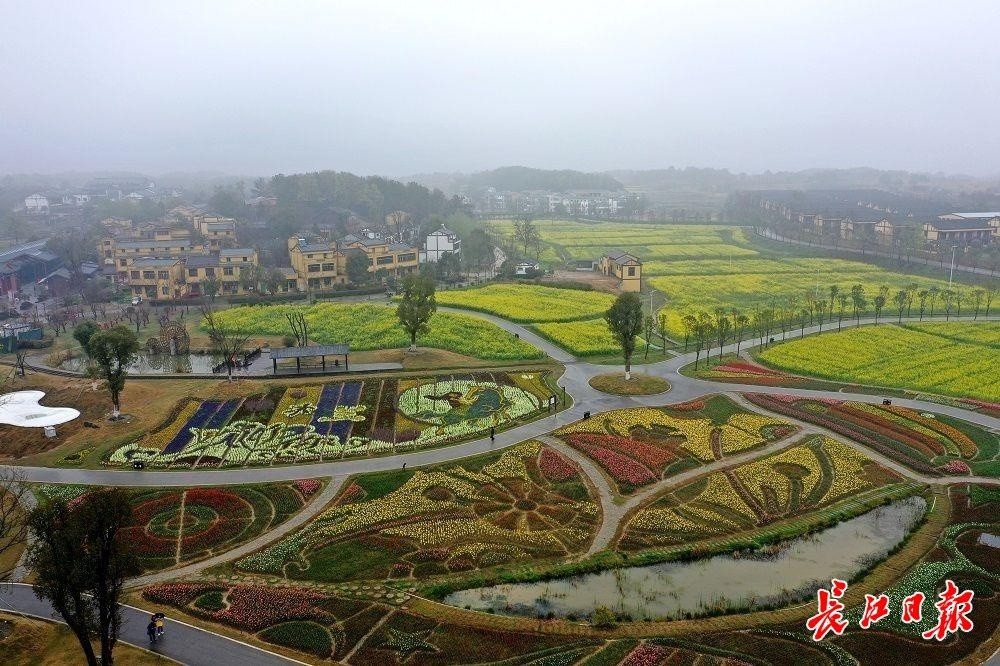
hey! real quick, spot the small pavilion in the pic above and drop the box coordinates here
[269,344,350,374]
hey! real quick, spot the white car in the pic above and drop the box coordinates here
[131,296,143,306]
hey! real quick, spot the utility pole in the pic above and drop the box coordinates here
[949,245,957,288]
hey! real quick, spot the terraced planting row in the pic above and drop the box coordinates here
[742,393,1000,477]
[108,371,557,468]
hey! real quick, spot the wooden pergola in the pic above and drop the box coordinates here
[269,344,350,374]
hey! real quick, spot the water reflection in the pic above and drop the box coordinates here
[445,497,926,620]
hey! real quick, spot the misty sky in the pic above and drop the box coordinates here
[2,1,999,178]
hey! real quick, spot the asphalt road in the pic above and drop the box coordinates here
[0,583,296,665]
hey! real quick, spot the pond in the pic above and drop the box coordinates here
[59,352,236,375]
[445,497,926,620]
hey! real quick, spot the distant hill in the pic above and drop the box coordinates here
[408,166,624,195]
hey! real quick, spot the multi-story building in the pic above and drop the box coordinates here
[286,232,420,290]
[420,225,461,263]
[127,258,185,300]
[101,238,206,277]
[123,247,259,301]
[24,194,49,215]
[340,233,419,278]
[922,219,996,247]
[287,237,347,291]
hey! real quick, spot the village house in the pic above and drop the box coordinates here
[597,250,642,292]
[420,225,461,263]
[922,219,996,247]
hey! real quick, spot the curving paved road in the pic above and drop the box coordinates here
[0,583,296,665]
[4,308,997,665]
[10,312,998,487]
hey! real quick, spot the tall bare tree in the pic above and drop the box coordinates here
[0,466,30,585]
[200,305,253,380]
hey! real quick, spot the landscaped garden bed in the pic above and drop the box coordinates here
[34,480,322,572]
[619,435,907,551]
[742,393,999,477]
[551,395,797,494]
[106,371,560,468]
[233,440,599,583]
[141,581,598,663]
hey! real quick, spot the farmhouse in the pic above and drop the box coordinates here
[596,250,641,292]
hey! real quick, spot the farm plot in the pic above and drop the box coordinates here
[207,302,543,361]
[552,395,797,494]
[234,441,599,582]
[34,480,321,571]
[495,219,755,265]
[435,284,614,323]
[650,258,962,340]
[757,323,1000,402]
[618,436,905,551]
[107,372,556,468]
[742,393,1000,477]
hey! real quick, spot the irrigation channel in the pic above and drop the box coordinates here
[445,497,926,620]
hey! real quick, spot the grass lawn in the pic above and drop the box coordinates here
[588,372,669,395]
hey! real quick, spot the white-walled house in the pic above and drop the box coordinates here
[24,194,49,215]
[420,225,461,263]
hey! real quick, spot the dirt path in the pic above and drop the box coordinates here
[174,490,187,565]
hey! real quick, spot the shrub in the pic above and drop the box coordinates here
[590,605,616,629]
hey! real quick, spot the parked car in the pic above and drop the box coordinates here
[131,296,143,306]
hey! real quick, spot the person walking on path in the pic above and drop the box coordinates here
[489,426,495,442]
[147,620,157,644]
[154,613,165,637]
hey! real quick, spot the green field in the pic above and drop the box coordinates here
[650,257,968,339]
[496,220,755,265]
[436,284,614,323]
[208,302,543,361]
[757,322,1000,402]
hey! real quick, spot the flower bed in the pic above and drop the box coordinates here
[538,447,577,482]
[235,440,598,582]
[621,437,905,550]
[108,372,554,468]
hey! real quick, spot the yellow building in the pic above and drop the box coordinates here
[102,238,206,277]
[340,234,419,278]
[126,258,185,300]
[287,237,347,291]
[286,234,420,290]
[122,248,259,301]
[597,250,642,292]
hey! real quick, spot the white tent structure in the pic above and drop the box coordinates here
[0,391,80,427]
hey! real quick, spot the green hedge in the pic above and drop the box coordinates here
[258,621,332,657]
